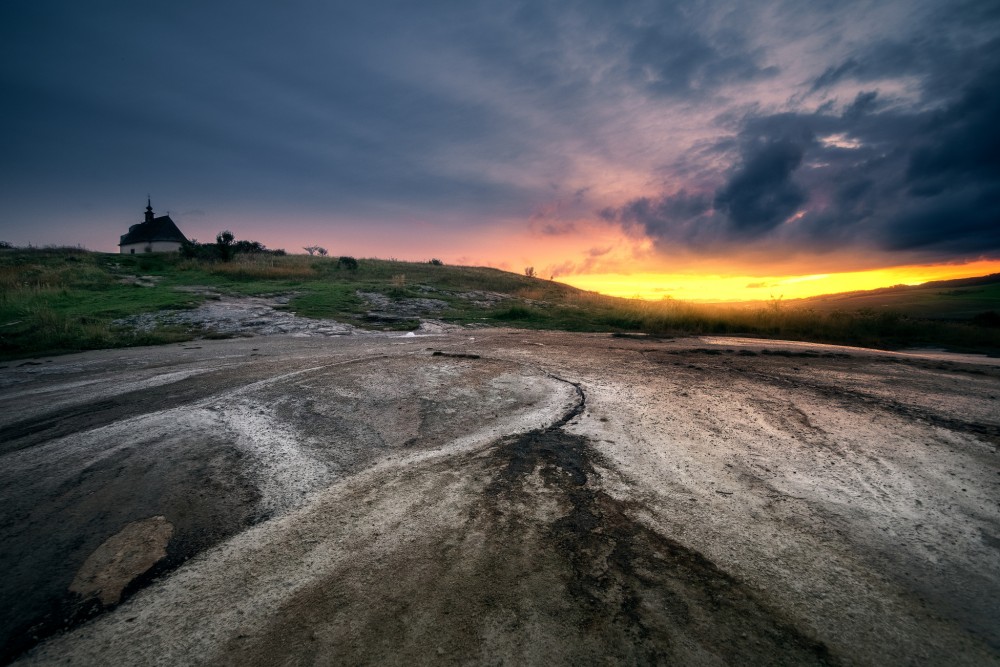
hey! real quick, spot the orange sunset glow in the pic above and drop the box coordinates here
[558,260,1000,302]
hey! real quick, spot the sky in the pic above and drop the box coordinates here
[2,0,999,301]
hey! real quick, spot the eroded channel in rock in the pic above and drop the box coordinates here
[479,379,836,665]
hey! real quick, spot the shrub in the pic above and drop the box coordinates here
[180,234,279,260]
[179,239,208,259]
[338,256,359,270]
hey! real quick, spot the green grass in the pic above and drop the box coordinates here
[0,249,200,359]
[2,248,998,360]
[797,277,1000,319]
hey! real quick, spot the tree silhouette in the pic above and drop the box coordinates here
[216,230,235,262]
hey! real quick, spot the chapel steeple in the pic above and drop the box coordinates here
[145,196,154,223]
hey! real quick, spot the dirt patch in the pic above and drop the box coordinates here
[69,517,173,605]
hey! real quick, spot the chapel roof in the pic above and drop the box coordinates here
[119,200,189,246]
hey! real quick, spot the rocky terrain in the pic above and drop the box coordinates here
[111,287,501,338]
[1,324,998,665]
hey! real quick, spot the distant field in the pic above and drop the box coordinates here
[794,274,1000,320]
[1,248,998,359]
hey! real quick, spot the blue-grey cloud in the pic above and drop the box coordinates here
[1,0,998,266]
[714,139,807,233]
[905,72,1000,196]
[624,1,786,100]
[602,7,1000,263]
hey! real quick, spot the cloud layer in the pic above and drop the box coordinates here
[1,0,997,271]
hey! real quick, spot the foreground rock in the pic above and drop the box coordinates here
[0,331,997,665]
[114,292,356,337]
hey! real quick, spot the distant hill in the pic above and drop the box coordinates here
[791,273,1000,320]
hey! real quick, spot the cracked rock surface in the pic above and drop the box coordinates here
[1,331,998,665]
[114,293,356,337]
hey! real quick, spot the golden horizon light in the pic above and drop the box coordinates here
[556,259,1000,303]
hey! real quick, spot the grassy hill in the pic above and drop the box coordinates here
[2,247,999,360]
[0,247,606,359]
[794,274,1000,320]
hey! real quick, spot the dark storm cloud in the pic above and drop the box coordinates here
[879,186,1000,253]
[802,59,1000,256]
[623,6,778,97]
[620,191,701,225]
[1,0,999,264]
[841,91,879,121]
[603,5,1000,261]
[608,126,812,249]
[809,12,1000,101]
[713,139,807,233]
[905,71,1000,196]
[810,38,928,92]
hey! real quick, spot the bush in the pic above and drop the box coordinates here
[234,240,265,254]
[180,234,280,260]
[338,256,359,270]
[179,239,210,259]
[429,258,444,266]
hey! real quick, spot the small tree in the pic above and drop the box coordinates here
[317,247,328,257]
[303,245,327,256]
[216,230,235,262]
[524,266,536,278]
[428,258,443,266]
